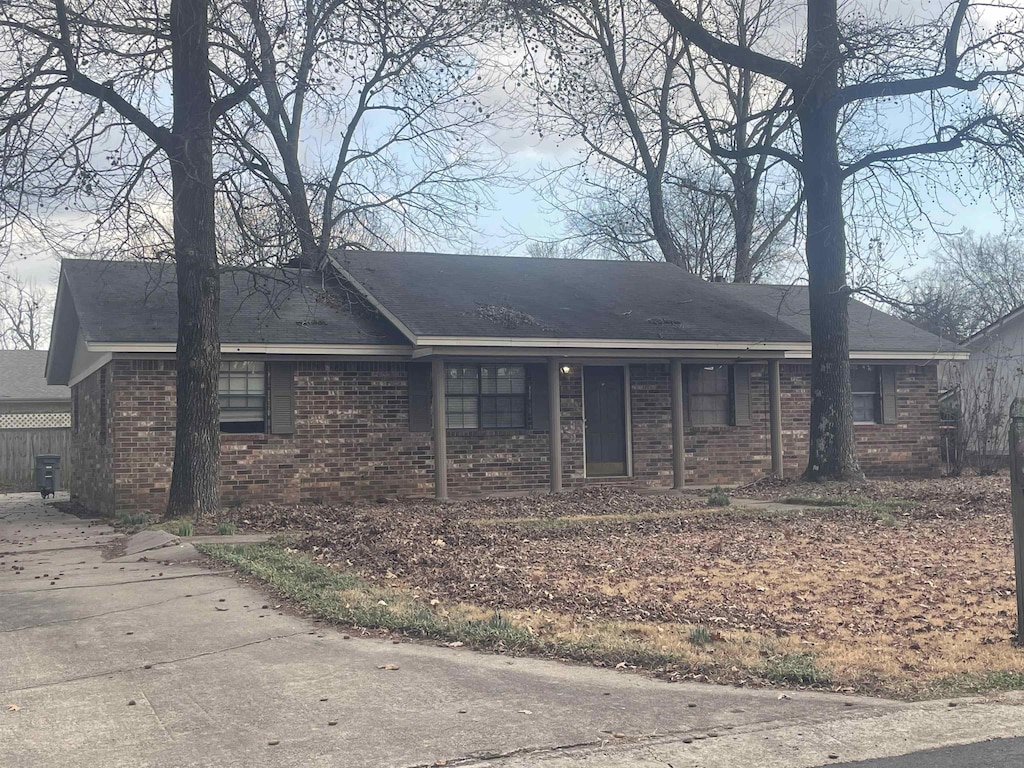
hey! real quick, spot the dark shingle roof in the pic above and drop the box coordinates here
[332,251,808,344]
[0,350,71,401]
[714,284,962,354]
[61,260,407,346]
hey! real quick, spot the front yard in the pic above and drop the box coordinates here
[204,475,1024,699]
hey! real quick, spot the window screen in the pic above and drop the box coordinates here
[688,366,732,426]
[851,364,880,424]
[446,364,526,429]
[219,361,266,433]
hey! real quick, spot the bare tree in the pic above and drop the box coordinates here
[212,0,501,268]
[509,0,799,281]
[0,272,50,350]
[0,0,257,517]
[904,229,1024,341]
[648,0,1024,480]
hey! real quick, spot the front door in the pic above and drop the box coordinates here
[584,366,628,477]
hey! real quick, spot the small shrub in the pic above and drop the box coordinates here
[117,511,149,528]
[762,652,831,686]
[707,486,730,507]
[216,522,237,536]
[688,626,712,646]
[176,520,194,537]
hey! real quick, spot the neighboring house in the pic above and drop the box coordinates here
[0,350,72,490]
[45,253,965,515]
[940,306,1024,460]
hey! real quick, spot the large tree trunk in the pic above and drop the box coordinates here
[732,157,757,283]
[799,0,862,482]
[647,175,687,270]
[166,0,221,519]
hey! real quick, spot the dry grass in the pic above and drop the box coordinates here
[225,476,1024,699]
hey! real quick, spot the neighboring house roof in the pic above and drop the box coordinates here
[965,303,1024,349]
[715,284,963,355]
[331,251,808,345]
[0,350,70,402]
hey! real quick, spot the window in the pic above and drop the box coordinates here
[688,365,732,426]
[446,364,526,429]
[219,361,266,433]
[852,365,881,424]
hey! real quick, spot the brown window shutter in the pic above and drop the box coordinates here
[268,362,296,435]
[408,363,432,432]
[733,365,751,427]
[880,366,898,424]
[528,363,549,430]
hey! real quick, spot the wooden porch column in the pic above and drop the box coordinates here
[769,359,784,479]
[431,359,448,501]
[548,358,563,493]
[670,359,685,489]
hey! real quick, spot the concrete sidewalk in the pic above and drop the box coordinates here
[2,493,1023,768]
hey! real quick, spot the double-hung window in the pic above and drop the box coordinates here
[446,364,526,429]
[219,361,266,433]
[688,365,732,426]
[851,365,881,424]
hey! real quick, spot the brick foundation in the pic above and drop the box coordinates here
[69,359,941,514]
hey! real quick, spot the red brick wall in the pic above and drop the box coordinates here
[781,363,941,477]
[70,367,116,514]
[69,358,942,513]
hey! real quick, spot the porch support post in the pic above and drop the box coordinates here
[670,359,685,489]
[769,359,784,479]
[548,357,562,493]
[431,358,448,501]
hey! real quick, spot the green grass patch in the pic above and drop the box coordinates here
[761,652,833,687]
[780,496,860,507]
[117,511,149,529]
[176,520,195,537]
[922,670,1024,699]
[706,486,730,508]
[688,626,712,646]
[216,521,237,536]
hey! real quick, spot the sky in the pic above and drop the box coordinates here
[3,0,1020,301]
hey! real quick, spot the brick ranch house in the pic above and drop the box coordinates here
[45,253,965,515]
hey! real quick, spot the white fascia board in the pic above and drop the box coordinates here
[783,350,970,361]
[323,255,420,344]
[414,336,803,352]
[86,342,413,356]
[68,353,113,387]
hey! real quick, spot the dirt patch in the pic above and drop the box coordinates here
[232,477,1024,698]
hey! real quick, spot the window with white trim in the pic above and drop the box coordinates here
[219,360,266,433]
[851,365,881,424]
[446,364,526,429]
[688,365,732,426]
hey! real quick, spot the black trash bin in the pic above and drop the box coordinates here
[35,454,61,496]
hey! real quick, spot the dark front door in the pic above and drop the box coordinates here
[584,366,628,477]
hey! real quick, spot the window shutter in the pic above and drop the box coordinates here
[528,363,549,430]
[269,362,296,435]
[880,366,898,424]
[683,366,692,426]
[408,363,432,432]
[733,365,751,427]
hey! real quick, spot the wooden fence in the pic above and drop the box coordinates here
[0,428,73,492]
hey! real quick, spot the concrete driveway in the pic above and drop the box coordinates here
[3,493,1024,768]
